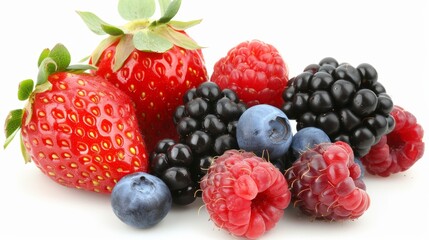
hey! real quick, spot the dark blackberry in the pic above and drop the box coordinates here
[175,81,246,156]
[282,57,395,157]
[269,155,287,173]
[159,82,247,200]
[150,139,197,205]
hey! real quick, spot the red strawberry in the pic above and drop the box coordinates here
[78,0,208,152]
[4,44,148,194]
[361,105,425,176]
[285,141,370,221]
[200,150,291,239]
[211,40,289,108]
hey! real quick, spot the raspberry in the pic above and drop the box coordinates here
[211,40,289,108]
[285,141,370,221]
[361,105,425,177]
[200,150,291,239]
[282,57,395,157]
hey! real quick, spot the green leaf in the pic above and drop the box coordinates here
[20,134,31,163]
[158,0,171,15]
[157,26,201,50]
[157,0,181,24]
[168,19,202,30]
[33,81,53,95]
[48,43,71,71]
[79,55,90,63]
[4,109,23,149]
[17,79,34,101]
[113,35,135,72]
[37,48,50,67]
[101,24,125,36]
[91,36,120,65]
[66,64,98,73]
[20,81,52,127]
[133,29,173,52]
[118,0,156,21]
[37,58,57,86]
[76,11,109,35]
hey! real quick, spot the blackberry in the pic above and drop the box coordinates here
[150,139,198,205]
[174,81,247,180]
[282,57,395,157]
[151,82,246,205]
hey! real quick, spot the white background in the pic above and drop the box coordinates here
[0,0,428,239]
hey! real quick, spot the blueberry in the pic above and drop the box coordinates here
[354,157,365,179]
[236,104,293,159]
[111,172,172,229]
[290,127,331,159]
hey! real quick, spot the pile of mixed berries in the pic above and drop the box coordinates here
[3,0,425,239]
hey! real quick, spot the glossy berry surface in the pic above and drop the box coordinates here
[19,72,149,194]
[200,150,291,239]
[285,141,370,221]
[173,82,246,181]
[290,127,331,159]
[111,172,172,228]
[236,104,293,159]
[361,105,425,176]
[95,44,207,153]
[282,57,395,157]
[80,0,209,153]
[211,40,289,108]
[150,139,197,205]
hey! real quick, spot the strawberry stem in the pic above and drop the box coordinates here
[123,19,151,32]
[78,0,202,71]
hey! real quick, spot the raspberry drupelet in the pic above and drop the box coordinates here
[285,141,370,221]
[200,150,291,239]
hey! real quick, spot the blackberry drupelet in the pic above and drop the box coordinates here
[282,57,395,156]
[150,139,197,205]
[174,81,247,181]
[150,83,246,204]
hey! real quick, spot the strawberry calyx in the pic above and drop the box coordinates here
[3,43,95,162]
[77,0,203,71]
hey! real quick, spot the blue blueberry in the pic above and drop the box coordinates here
[111,172,172,229]
[354,157,365,179]
[291,127,331,159]
[236,104,293,159]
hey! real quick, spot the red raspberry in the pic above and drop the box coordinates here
[211,40,289,108]
[200,150,291,239]
[361,105,425,177]
[285,141,370,221]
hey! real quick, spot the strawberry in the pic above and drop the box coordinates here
[4,44,149,194]
[211,40,289,108]
[77,0,208,152]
